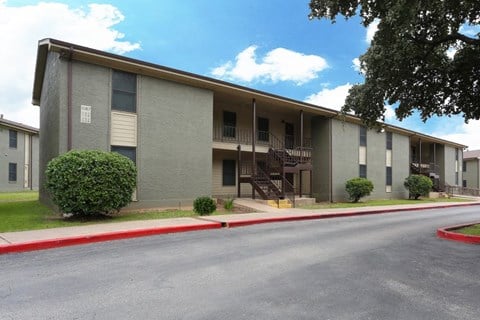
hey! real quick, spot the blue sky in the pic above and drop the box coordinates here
[1,0,478,149]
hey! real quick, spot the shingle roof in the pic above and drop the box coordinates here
[463,150,480,160]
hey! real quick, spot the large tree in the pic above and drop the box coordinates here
[309,0,480,127]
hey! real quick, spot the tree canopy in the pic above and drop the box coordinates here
[309,0,480,127]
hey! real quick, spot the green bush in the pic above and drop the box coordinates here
[345,177,374,202]
[193,196,216,215]
[45,150,137,216]
[404,174,433,199]
[223,198,234,211]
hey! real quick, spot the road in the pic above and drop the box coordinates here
[1,207,479,320]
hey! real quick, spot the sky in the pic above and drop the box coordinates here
[0,0,479,149]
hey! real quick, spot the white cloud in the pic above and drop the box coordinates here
[434,120,480,150]
[366,19,380,43]
[384,105,396,121]
[211,46,328,85]
[352,57,361,72]
[352,57,367,75]
[0,1,141,128]
[304,83,352,110]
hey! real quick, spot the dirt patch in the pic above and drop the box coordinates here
[216,199,256,214]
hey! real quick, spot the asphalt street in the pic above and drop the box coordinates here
[1,207,479,320]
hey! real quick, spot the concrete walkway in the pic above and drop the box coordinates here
[1,199,480,254]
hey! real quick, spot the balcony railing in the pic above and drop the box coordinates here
[445,184,480,197]
[213,125,312,149]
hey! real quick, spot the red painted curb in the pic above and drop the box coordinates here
[1,201,478,254]
[437,222,480,244]
[226,202,480,228]
[0,223,222,255]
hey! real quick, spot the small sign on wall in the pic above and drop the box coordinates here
[80,105,91,124]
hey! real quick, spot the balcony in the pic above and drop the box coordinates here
[213,125,312,149]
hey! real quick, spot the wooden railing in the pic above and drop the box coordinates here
[213,125,311,150]
[445,184,480,197]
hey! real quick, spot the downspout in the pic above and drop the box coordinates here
[67,46,74,151]
[29,134,33,190]
[237,144,241,198]
[329,118,333,202]
[419,139,422,168]
[251,98,256,199]
[299,110,304,197]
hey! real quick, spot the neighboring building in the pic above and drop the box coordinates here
[462,150,480,189]
[0,116,39,192]
[32,39,465,209]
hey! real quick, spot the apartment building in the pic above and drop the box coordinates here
[32,39,465,209]
[0,117,39,191]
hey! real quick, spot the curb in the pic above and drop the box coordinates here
[226,202,480,228]
[437,222,480,244]
[0,222,222,255]
[1,201,479,254]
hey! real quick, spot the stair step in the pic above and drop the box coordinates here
[267,199,293,209]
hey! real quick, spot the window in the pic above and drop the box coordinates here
[9,130,17,148]
[257,117,269,142]
[223,111,236,138]
[386,132,392,150]
[386,167,392,186]
[8,163,17,182]
[111,146,136,164]
[359,164,367,178]
[455,148,459,161]
[112,70,136,112]
[360,127,367,146]
[463,180,467,188]
[463,161,466,172]
[455,172,459,186]
[222,160,236,186]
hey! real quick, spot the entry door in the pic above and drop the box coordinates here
[285,122,294,149]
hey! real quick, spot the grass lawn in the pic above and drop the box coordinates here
[299,197,473,209]
[0,191,474,233]
[0,191,38,202]
[455,224,480,236]
[0,191,217,233]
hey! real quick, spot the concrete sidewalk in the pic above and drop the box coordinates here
[1,200,479,254]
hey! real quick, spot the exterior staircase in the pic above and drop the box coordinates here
[410,162,443,191]
[244,132,312,208]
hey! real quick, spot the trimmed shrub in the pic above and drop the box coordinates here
[223,198,234,211]
[404,174,433,199]
[45,150,137,216]
[193,196,216,215]
[345,177,374,202]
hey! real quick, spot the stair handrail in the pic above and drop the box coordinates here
[252,165,281,207]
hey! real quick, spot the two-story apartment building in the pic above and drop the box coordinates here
[462,150,480,189]
[32,39,465,209]
[0,116,39,192]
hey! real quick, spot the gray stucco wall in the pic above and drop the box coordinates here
[365,127,386,199]
[31,135,39,190]
[328,120,410,201]
[443,146,458,186]
[71,61,110,151]
[132,76,213,209]
[39,54,213,209]
[311,116,331,202]
[39,52,65,204]
[331,119,359,201]
[463,159,479,188]
[390,132,410,198]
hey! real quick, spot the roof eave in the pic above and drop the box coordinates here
[32,38,467,149]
